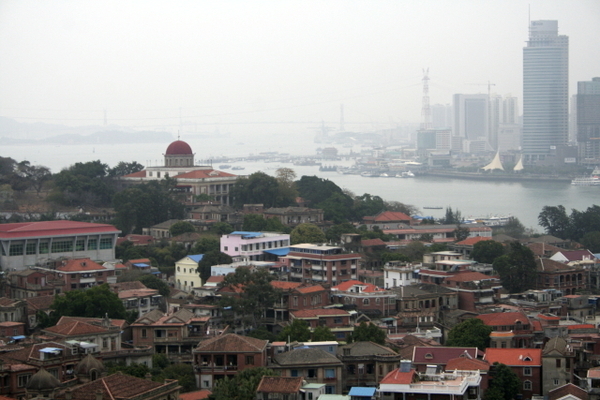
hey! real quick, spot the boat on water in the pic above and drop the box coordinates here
[423,206,443,210]
[231,166,245,170]
[396,171,415,178]
[571,167,600,186]
[219,164,231,169]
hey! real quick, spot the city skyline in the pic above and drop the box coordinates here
[1,1,599,134]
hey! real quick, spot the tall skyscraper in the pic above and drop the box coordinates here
[453,94,489,153]
[522,20,569,164]
[577,77,600,165]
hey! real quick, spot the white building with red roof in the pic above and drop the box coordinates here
[120,140,239,205]
[0,221,120,271]
[331,280,396,317]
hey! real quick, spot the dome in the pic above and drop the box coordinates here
[165,140,193,155]
[27,368,61,391]
[75,353,105,376]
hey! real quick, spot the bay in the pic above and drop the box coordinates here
[3,130,598,232]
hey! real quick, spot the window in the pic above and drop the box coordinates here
[556,359,561,368]
[523,380,532,391]
[524,367,532,376]
[9,243,24,256]
[99,238,112,249]
[26,242,37,255]
[39,242,49,254]
[75,239,85,251]
[307,369,316,378]
[51,240,73,253]
[18,374,31,387]
[224,246,228,251]
[554,379,559,385]
[291,370,299,377]
[325,369,335,378]
[88,239,98,250]
[141,329,147,338]
[245,356,254,365]
[363,299,370,305]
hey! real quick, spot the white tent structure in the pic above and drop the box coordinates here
[482,151,504,171]
[513,155,524,172]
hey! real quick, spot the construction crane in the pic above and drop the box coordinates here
[467,81,496,98]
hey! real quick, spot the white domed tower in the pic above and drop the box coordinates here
[164,140,194,167]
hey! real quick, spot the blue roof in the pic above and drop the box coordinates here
[133,263,150,268]
[230,231,263,238]
[348,387,376,397]
[11,335,26,340]
[188,254,204,262]
[263,247,290,256]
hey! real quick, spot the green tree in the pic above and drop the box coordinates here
[441,207,462,225]
[538,205,571,239]
[211,222,234,235]
[484,363,521,400]
[446,318,492,350]
[209,367,277,400]
[243,214,267,231]
[317,191,355,223]
[108,161,144,177]
[312,325,336,342]
[247,327,278,342]
[493,241,537,293]
[197,251,232,283]
[50,160,114,206]
[275,167,299,207]
[400,241,428,262]
[348,322,386,345]
[290,223,326,244]
[325,222,358,242]
[191,237,220,254]
[137,274,171,297]
[497,216,526,238]
[169,221,196,237]
[453,224,470,242]
[220,268,281,328]
[471,240,505,264]
[230,172,281,208]
[43,284,127,328]
[352,193,386,220]
[278,319,312,342]
[106,362,150,378]
[383,201,419,216]
[581,231,600,253]
[153,363,196,393]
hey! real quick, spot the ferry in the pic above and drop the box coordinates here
[571,167,600,186]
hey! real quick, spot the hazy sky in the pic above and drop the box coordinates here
[1,0,599,132]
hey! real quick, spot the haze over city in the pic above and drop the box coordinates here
[1,0,599,134]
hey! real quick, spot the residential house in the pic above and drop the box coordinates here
[6,269,63,299]
[118,287,162,318]
[477,311,537,348]
[272,347,344,395]
[25,295,54,329]
[220,231,290,262]
[189,204,237,223]
[175,254,203,293]
[548,383,589,400]
[362,211,412,231]
[383,262,419,289]
[535,258,587,296]
[542,337,576,396]
[441,271,502,312]
[290,309,353,341]
[558,295,595,321]
[337,341,402,392]
[377,361,482,400]
[193,333,268,390]
[485,348,543,399]
[283,244,361,286]
[268,282,330,324]
[392,284,458,330]
[551,250,597,264]
[411,347,484,373]
[450,236,493,259]
[52,258,117,291]
[142,219,181,240]
[330,280,396,317]
[42,316,124,352]
[131,308,211,361]
[445,356,491,392]
[255,376,304,400]
[383,224,492,244]
[263,207,324,227]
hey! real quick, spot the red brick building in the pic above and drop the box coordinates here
[290,308,353,341]
[477,311,537,348]
[485,348,543,399]
[330,280,396,316]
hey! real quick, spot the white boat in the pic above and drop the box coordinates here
[571,167,600,186]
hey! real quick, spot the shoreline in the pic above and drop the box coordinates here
[417,170,572,183]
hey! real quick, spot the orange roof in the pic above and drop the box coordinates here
[485,348,542,366]
[123,170,147,178]
[57,258,106,272]
[380,369,416,385]
[371,211,411,222]
[567,324,595,330]
[271,281,302,290]
[446,357,490,371]
[477,311,530,327]
[179,390,211,400]
[296,285,326,294]
[332,280,383,293]
[490,331,515,337]
[455,236,492,246]
[44,320,108,336]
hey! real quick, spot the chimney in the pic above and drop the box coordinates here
[400,359,412,372]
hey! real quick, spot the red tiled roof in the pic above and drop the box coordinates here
[455,236,492,246]
[206,276,225,284]
[369,211,411,222]
[295,285,326,294]
[446,357,490,371]
[362,238,387,247]
[548,383,589,400]
[291,308,350,319]
[477,311,530,327]
[123,170,147,178]
[380,369,416,385]
[175,169,237,179]
[332,280,383,293]
[554,250,597,262]
[537,314,560,321]
[179,390,212,400]
[271,281,302,290]
[412,347,483,364]
[256,376,303,393]
[195,333,268,352]
[128,258,151,264]
[588,368,600,379]
[43,319,109,336]
[567,324,595,330]
[445,271,499,282]
[0,220,119,239]
[57,258,106,272]
[485,348,542,366]
[67,372,168,400]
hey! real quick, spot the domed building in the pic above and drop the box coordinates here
[121,139,239,205]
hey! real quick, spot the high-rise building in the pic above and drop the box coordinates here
[453,94,489,141]
[522,20,569,164]
[431,104,452,130]
[576,77,600,165]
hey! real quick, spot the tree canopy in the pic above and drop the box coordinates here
[347,322,386,345]
[208,367,277,400]
[484,363,521,400]
[290,223,326,244]
[446,318,492,350]
[230,172,282,208]
[278,319,312,342]
[493,241,537,293]
[169,221,196,237]
[471,240,505,264]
